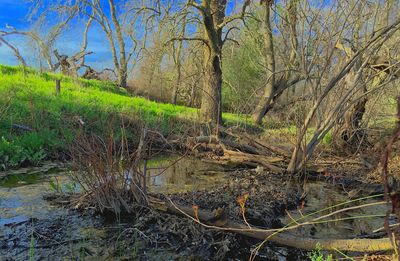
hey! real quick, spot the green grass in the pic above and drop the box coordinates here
[0,65,252,169]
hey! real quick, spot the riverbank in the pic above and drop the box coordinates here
[0,65,254,171]
[0,156,394,260]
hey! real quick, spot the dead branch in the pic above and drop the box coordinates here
[0,36,27,66]
[148,197,394,252]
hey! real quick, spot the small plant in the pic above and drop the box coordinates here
[64,181,79,193]
[49,177,78,193]
[237,192,251,228]
[322,131,333,145]
[131,231,140,258]
[49,178,62,193]
[308,243,333,261]
[0,133,47,170]
[25,147,47,166]
[0,136,27,170]
[29,232,35,261]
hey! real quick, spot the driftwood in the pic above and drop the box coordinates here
[187,135,259,154]
[149,197,394,252]
[218,149,284,173]
[185,135,284,172]
[218,126,292,158]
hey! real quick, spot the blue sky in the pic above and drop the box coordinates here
[0,0,30,65]
[0,0,115,70]
[0,0,252,70]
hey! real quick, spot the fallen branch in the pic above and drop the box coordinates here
[218,149,284,173]
[148,197,393,252]
[218,126,292,158]
[185,135,285,172]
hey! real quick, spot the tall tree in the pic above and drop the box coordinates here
[171,13,188,104]
[251,0,275,125]
[183,0,250,124]
[252,0,301,125]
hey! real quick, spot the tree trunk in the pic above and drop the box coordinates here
[199,0,225,124]
[333,98,368,152]
[109,0,128,89]
[171,65,181,104]
[252,2,275,125]
[171,15,187,105]
[55,79,61,96]
[201,49,223,124]
[252,1,300,125]
[118,63,128,88]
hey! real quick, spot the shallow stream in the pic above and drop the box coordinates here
[0,157,391,260]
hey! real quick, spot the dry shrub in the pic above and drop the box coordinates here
[70,124,148,214]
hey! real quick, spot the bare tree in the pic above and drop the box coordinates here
[0,3,81,71]
[287,14,400,173]
[79,0,160,88]
[171,13,188,104]
[168,0,250,124]
[251,0,302,125]
[251,0,275,125]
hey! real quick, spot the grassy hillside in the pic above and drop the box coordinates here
[0,65,251,170]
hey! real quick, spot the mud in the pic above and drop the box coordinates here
[0,156,391,260]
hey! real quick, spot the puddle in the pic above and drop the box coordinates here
[281,181,391,239]
[1,157,390,260]
[0,156,227,228]
[0,173,70,227]
[0,156,234,260]
[145,155,228,193]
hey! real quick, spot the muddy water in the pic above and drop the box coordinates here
[0,172,71,227]
[281,181,390,240]
[145,155,228,193]
[0,157,231,260]
[0,158,390,260]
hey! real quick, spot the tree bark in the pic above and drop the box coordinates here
[199,0,225,124]
[109,0,128,88]
[252,1,275,125]
[201,49,223,124]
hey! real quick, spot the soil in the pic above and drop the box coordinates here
[0,156,394,260]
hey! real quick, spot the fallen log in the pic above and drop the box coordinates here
[218,126,292,158]
[219,149,284,173]
[149,197,394,253]
[187,136,260,154]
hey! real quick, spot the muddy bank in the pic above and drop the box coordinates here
[0,156,392,260]
[0,159,307,260]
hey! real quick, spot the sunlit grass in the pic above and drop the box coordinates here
[0,64,254,168]
[0,64,251,127]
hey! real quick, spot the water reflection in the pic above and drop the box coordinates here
[145,156,227,193]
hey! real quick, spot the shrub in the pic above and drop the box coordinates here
[0,133,47,170]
